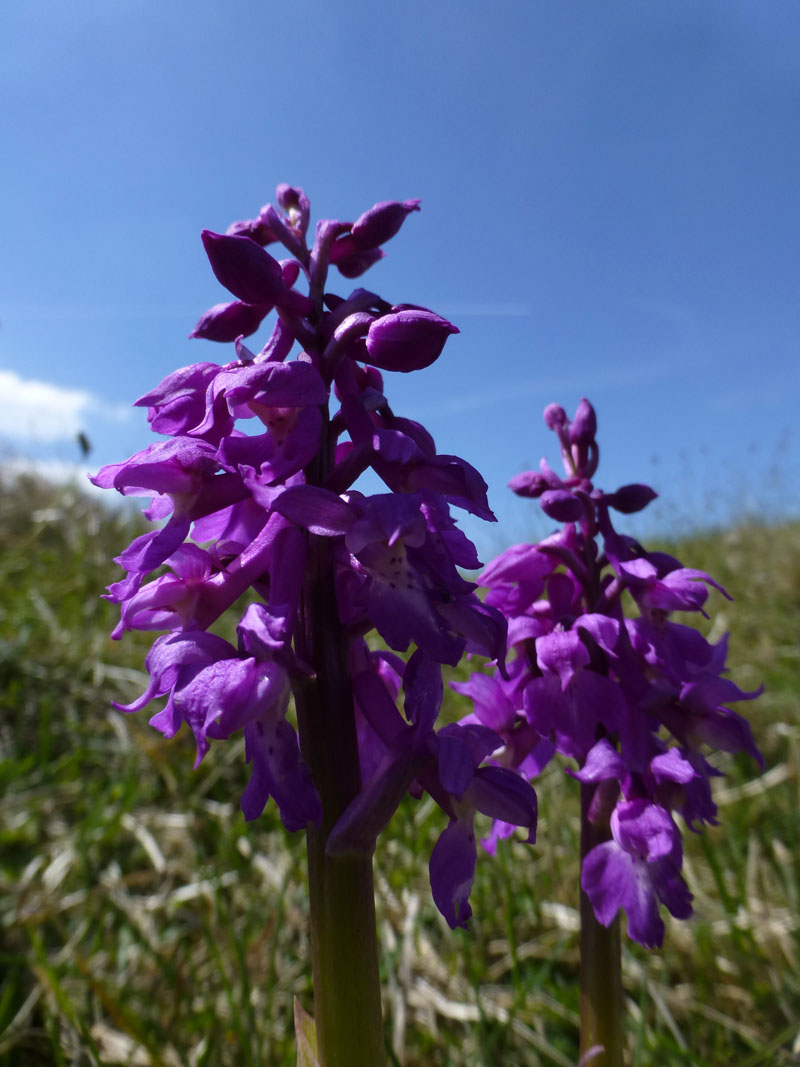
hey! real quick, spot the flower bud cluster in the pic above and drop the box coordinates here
[93,186,537,927]
[456,399,762,947]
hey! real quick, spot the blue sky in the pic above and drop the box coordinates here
[1,1,798,557]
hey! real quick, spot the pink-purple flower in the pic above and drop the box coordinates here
[457,398,762,947]
[93,185,534,929]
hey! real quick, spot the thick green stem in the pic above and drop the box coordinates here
[302,837,384,1066]
[293,432,385,1065]
[579,784,624,1067]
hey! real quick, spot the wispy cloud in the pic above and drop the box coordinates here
[712,379,783,412]
[414,358,677,420]
[0,369,131,443]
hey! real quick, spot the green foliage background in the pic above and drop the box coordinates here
[0,476,797,1065]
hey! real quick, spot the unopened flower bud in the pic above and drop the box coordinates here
[604,483,658,514]
[225,216,277,246]
[365,308,458,373]
[569,398,597,447]
[539,489,584,523]
[543,404,568,430]
[507,470,548,498]
[351,199,421,250]
[189,300,272,342]
[202,231,289,306]
[275,184,310,234]
[202,231,313,315]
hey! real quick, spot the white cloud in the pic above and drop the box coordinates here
[0,370,93,442]
[0,369,131,443]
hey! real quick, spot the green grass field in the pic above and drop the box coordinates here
[1,475,797,1066]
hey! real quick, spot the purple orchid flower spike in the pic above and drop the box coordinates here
[458,397,762,950]
[456,396,761,1061]
[93,185,507,1067]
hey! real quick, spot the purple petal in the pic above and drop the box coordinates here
[114,630,235,714]
[265,524,306,617]
[90,437,219,497]
[649,748,697,785]
[569,738,626,784]
[224,359,328,409]
[480,542,554,591]
[225,214,277,245]
[272,485,355,536]
[259,203,307,260]
[327,750,423,854]
[329,236,385,278]
[134,363,221,434]
[219,409,322,485]
[437,597,507,664]
[352,670,407,747]
[575,613,620,655]
[116,519,191,577]
[451,673,516,733]
[241,720,321,831]
[403,649,443,734]
[367,576,465,666]
[536,630,589,689]
[435,731,476,798]
[481,818,518,856]
[237,602,292,657]
[429,819,476,929]
[463,766,538,834]
[611,800,678,862]
[582,841,666,948]
[176,656,268,762]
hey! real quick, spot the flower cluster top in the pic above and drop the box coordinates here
[455,399,762,947]
[92,186,537,929]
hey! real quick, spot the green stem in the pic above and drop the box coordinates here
[293,418,385,1066]
[579,783,624,1067]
